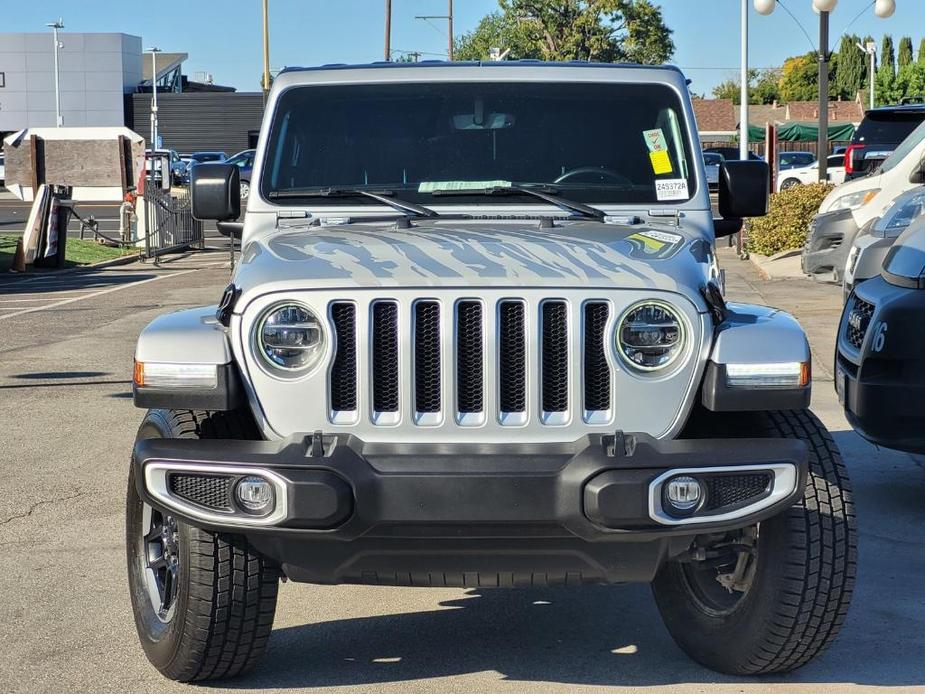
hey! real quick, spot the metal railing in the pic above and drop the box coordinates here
[142,187,203,263]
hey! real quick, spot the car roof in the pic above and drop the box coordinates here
[864,103,925,114]
[278,60,684,77]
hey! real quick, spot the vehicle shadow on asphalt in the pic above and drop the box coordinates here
[230,577,924,690]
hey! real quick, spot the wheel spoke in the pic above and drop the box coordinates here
[148,555,168,571]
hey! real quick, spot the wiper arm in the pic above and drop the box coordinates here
[268,187,439,217]
[429,184,605,221]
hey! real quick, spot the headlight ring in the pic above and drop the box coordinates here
[616,300,687,373]
[256,302,326,374]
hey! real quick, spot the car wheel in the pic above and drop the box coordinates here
[240,180,250,201]
[126,409,279,682]
[652,409,857,674]
[780,178,801,191]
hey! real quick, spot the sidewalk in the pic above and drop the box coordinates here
[718,245,843,382]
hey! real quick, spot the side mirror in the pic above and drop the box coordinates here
[719,160,769,219]
[191,163,241,221]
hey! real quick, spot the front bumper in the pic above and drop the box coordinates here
[837,276,925,453]
[133,433,807,586]
[802,208,860,284]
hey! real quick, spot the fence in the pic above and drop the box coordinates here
[701,140,851,159]
[142,187,203,262]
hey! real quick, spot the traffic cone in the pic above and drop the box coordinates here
[11,238,26,273]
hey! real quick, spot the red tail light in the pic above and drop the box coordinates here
[844,143,865,174]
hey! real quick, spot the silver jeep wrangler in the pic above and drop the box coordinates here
[127,62,856,681]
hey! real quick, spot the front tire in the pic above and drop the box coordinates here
[780,177,801,191]
[653,409,857,674]
[126,410,280,682]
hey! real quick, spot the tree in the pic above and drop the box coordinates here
[454,0,674,64]
[898,36,914,69]
[779,52,821,102]
[712,68,780,105]
[918,37,925,65]
[880,34,895,77]
[834,34,866,100]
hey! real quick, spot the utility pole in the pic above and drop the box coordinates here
[47,19,64,127]
[262,0,271,103]
[739,0,748,161]
[385,0,392,61]
[817,10,829,182]
[149,48,162,150]
[448,0,454,61]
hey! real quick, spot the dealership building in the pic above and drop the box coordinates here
[0,32,262,156]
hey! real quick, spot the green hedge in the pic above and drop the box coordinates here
[746,182,835,256]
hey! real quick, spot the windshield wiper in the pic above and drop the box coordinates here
[429,184,605,221]
[268,187,439,217]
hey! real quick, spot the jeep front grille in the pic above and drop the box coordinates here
[328,296,618,427]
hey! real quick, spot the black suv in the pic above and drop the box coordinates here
[845,104,925,180]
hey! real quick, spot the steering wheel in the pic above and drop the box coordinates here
[554,167,631,185]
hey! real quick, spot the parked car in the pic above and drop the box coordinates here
[0,152,5,185]
[778,154,846,192]
[127,61,854,682]
[778,151,816,171]
[703,146,763,161]
[144,149,188,187]
[843,185,925,298]
[179,151,227,185]
[844,103,925,180]
[702,151,723,190]
[804,117,925,283]
[225,148,256,200]
[837,218,925,452]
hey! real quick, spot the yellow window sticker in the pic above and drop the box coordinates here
[649,150,673,175]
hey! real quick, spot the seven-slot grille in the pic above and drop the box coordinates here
[328,298,615,426]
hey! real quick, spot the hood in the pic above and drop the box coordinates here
[232,220,714,307]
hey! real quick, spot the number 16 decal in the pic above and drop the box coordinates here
[872,321,887,352]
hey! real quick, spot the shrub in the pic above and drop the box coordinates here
[745,182,834,256]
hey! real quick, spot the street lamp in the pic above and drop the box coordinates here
[858,40,877,109]
[46,19,64,127]
[148,48,162,151]
[754,0,895,182]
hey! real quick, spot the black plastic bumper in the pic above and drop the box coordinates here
[837,276,925,453]
[133,433,807,586]
[802,208,859,283]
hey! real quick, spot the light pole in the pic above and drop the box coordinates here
[148,48,162,151]
[262,0,271,102]
[858,40,877,108]
[46,19,64,127]
[740,0,749,161]
[755,0,896,182]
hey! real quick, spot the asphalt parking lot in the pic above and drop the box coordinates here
[0,246,923,694]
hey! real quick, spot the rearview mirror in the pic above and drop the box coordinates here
[191,163,241,222]
[718,160,769,219]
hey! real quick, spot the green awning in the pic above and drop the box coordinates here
[746,122,855,143]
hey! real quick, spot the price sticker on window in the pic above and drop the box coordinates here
[655,178,689,201]
[649,150,673,175]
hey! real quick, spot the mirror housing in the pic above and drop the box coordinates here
[191,163,241,222]
[719,160,769,219]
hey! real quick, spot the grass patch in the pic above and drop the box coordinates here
[0,233,137,273]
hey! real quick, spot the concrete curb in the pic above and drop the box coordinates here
[748,249,806,280]
[4,250,141,278]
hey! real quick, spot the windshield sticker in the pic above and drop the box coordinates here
[624,230,684,259]
[643,128,668,153]
[418,180,512,193]
[655,178,689,201]
[649,150,673,175]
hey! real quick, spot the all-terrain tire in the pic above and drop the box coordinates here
[652,409,858,675]
[126,409,280,682]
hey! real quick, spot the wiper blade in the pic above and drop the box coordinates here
[268,187,439,217]
[429,184,605,221]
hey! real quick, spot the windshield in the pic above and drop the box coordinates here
[879,118,925,174]
[261,81,697,206]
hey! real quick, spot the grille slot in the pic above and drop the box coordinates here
[541,301,569,414]
[169,473,233,512]
[456,301,484,414]
[846,297,874,350]
[414,301,442,414]
[499,301,527,414]
[330,302,357,412]
[372,302,400,412]
[703,473,773,511]
[583,302,610,412]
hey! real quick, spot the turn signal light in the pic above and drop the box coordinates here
[133,361,218,389]
[725,361,810,388]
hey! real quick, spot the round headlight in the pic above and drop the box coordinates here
[257,303,325,372]
[617,301,686,372]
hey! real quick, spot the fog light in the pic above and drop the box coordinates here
[664,476,702,512]
[235,476,275,515]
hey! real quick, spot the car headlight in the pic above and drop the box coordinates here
[617,301,686,372]
[828,188,880,212]
[256,303,326,372]
[879,191,925,235]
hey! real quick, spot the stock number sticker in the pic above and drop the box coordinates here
[655,178,689,201]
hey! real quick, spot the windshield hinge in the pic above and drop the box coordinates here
[647,209,682,227]
[276,209,310,228]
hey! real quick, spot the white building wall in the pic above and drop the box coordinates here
[0,33,142,132]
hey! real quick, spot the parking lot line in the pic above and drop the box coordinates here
[0,268,199,322]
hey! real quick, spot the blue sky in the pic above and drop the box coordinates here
[5,1,923,95]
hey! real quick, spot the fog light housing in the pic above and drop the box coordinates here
[235,476,275,515]
[664,475,703,513]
